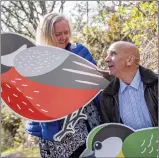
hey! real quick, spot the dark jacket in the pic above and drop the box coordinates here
[100,66,158,127]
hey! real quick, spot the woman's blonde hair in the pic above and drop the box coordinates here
[36,12,72,46]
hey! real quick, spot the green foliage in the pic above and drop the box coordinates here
[1,128,14,152]
[76,1,157,69]
[2,106,21,135]
[1,147,40,157]
[14,121,26,147]
[1,105,39,151]
[120,1,157,46]
[1,105,22,151]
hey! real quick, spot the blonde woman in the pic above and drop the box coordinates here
[25,12,101,158]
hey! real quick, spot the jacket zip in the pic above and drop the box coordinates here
[148,109,155,127]
[144,86,155,127]
[113,95,121,123]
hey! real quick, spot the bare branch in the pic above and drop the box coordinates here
[27,1,38,29]
[136,3,146,17]
[49,1,56,13]
[1,1,60,37]
[59,1,65,13]
[39,1,47,15]
[1,5,34,37]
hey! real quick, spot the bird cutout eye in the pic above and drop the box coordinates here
[94,141,102,150]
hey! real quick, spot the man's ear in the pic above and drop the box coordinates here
[126,55,135,66]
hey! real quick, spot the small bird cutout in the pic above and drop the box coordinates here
[80,123,158,158]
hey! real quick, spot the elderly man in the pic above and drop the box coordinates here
[100,41,158,130]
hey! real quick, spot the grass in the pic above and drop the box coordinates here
[1,147,41,157]
[21,148,41,157]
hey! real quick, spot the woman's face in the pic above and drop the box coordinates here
[54,20,70,49]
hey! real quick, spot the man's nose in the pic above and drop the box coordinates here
[105,55,110,63]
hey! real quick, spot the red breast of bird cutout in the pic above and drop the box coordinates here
[1,67,99,121]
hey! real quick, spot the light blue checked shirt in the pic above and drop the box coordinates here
[119,69,153,130]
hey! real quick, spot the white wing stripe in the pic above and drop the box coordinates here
[75,80,99,85]
[62,68,103,78]
[73,61,96,70]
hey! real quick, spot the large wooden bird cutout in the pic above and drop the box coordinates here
[1,32,110,141]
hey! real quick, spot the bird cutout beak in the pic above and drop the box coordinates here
[1,44,27,67]
[116,150,124,158]
[80,148,95,158]
[96,68,114,81]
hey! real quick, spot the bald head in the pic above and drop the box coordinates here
[105,41,140,81]
[109,41,140,65]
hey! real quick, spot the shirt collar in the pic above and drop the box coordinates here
[120,69,141,93]
[119,79,127,93]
